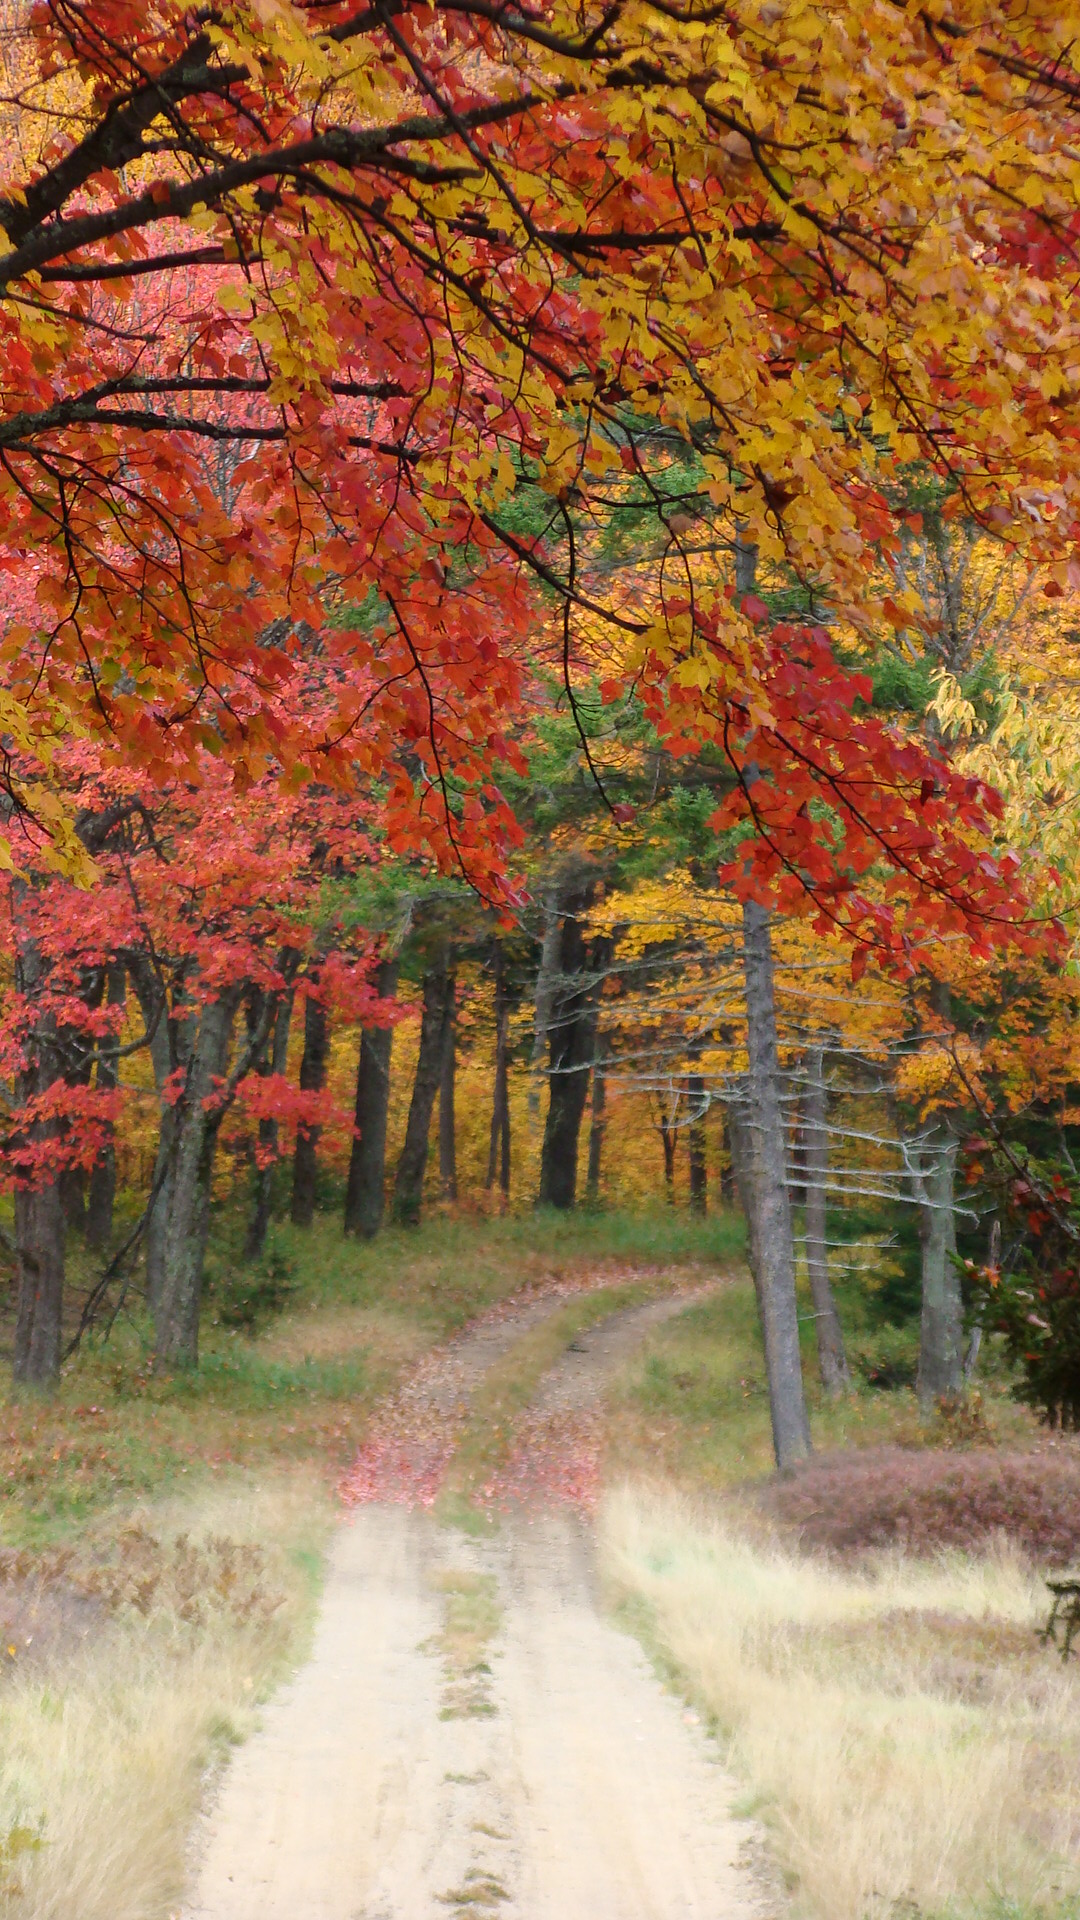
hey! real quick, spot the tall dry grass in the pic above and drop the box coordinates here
[0,1471,329,1920]
[602,1483,1080,1920]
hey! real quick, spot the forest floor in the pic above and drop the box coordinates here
[0,1210,1079,1920]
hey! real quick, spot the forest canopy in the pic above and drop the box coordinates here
[2,1,1080,1463]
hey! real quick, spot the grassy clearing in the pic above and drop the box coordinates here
[0,1205,729,1920]
[437,1278,669,1524]
[597,1276,1079,1920]
[603,1276,1043,1495]
[0,1471,328,1920]
[603,1483,1080,1920]
[0,1207,736,1543]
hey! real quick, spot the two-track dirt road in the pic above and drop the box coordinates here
[184,1291,767,1920]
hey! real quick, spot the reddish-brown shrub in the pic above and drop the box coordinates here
[756,1446,1080,1565]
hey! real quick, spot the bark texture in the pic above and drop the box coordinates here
[585,1036,607,1205]
[154,991,239,1367]
[14,1184,65,1387]
[244,988,294,1261]
[12,904,66,1388]
[85,962,126,1251]
[392,950,453,1227]
[291,987,330,1227]
[528,883,564,1125]
[538,915,610,1211]
[740,899,812,1471]
[345,959,397,1239]
[688,1047,707,1218]
[802,1044,850,1395]
[658,1103,677,1203]
[486,944,511,1201]
[136,970,179,1318]
[913,1124,963,1410]
[439,971,458,1201]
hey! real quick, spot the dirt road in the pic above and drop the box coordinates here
[185,1292,765,1920]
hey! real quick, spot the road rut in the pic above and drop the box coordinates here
[185,1289,765,1920]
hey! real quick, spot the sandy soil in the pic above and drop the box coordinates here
[185,1291,767,1920]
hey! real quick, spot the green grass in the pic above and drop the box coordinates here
[605,1267,1042,1491]
[438,1278,667,1522]
[0,1205,738,1542]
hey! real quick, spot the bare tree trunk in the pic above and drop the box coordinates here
[11,903,66,1388]
[154,992,239,1368]
[529,883,563,1125]
[345,958,397,1239]
[58,966,107,1231]
[439,971,457,1202]
[688,1044,707,1218]
[14,1184,65,1387]
[659,1104,677,1202]
[585,1034,607,1205]
[718,1112,736,1205]
[802,1043,850,1395]
[244,988,294,1261]
[912,1123,963,1410]
[741,899,812,1471]
[291,986,330,1228]
[538,918,610,1211]
[85,962,126,1251]
[128,960,177,1319]
[392,949,453,1227]
[486,943,511,1202]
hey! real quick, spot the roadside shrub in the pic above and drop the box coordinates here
[213,1250,298,1330]
[758,1446,1080,1566]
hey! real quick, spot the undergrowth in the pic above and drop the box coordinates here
[0,1207,738,1543]
[603,1484,1080,1920]
[0,1473,328,1920]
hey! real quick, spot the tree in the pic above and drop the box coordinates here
[344,960,398,1240]
[291,976,331,1228]
[801,1045,851,1397]
[739,900,813,1471]
[486,942,513,1204]
[0,0,1076,968]
[392,943,454,1228]
[538,882,611,1209]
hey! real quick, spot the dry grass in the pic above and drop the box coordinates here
[0,1471,330,1920]
[602,1482,1080,1920]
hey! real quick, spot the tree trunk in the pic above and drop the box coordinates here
[14,1183,65,1387]
[154,993,238,1368]
[688,1047,707,1218]
[244,989,294,1261]
[529,883,563,1124]
[802,1043,850,1396]
[144,1007,178,1318]
[741,898,812,1471]
[439,971,458,1201]
[913,1123,963,1410]
[659,1104,677,1202]
[291,986,330,1227]
[486,943,511,1202]
[718,1112,736,1205]
[585,1035,607,1205]
[11,901,66,1388]
[59,965,106,1231]
[392,950,453,1227]
[344,959,398,1239]
[85,962,125,1251]
[538,917,609,1211]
